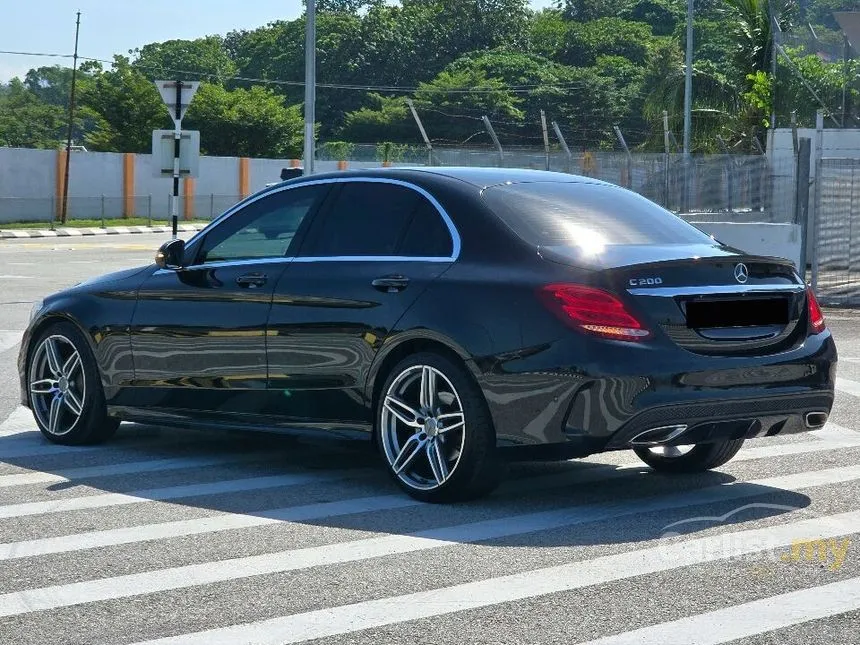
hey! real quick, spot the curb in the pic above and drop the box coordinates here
[0,224,208,239]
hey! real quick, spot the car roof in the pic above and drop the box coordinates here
[270,166,612,191]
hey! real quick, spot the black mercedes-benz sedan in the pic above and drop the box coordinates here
[18,168,837,502]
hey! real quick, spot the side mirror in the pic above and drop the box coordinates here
[155,239,186,270]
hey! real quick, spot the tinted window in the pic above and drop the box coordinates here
[482,182,713,248]
[199,185,327,264]
[399,200,453,257]
[301,182,422,257]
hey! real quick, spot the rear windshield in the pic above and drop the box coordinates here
[482,181,713,247]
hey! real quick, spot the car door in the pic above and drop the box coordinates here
[263,178,458,424]
[125,183,330,418]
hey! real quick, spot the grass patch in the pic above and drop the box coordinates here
[1,217,210,229]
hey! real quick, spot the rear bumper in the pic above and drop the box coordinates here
[483,329,837,456]
[600,391,833,451]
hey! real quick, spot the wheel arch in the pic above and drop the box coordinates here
[21,312,102,408]
[365,332,489,441]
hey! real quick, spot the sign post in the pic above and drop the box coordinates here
[154,80,199,238]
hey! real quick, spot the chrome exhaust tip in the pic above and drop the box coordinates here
[805,412,828,429]
[629,424,689,447]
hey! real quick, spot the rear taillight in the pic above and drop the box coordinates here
[807,286,825,334]
[538,283,650,341]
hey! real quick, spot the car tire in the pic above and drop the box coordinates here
[27,321,120,446]
[375,352,500,503]
[632,439,745,473]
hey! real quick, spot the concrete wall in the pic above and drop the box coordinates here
[0,148,57,223]
[0,147,416,223]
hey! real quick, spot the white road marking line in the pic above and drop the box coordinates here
[578,576,860,645]
[0,406,36,437]
[129,509,860,645]
[0,330,23,356]
[0,452,273,488]
[3,464,860,618]
[836,376,860,398]
[5,431,860,561]
[0,462,642,561]
[0,472,342,520]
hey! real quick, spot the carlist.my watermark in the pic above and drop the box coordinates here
[655,503,852,572]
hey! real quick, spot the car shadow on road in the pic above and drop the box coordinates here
[0,421,813,549]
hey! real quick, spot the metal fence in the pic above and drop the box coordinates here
[318,145,797,222]
[0,194,243,225]
[813,158,860,306]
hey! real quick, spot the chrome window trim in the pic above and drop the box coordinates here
[183,176,461,264]
[627,284,806,297]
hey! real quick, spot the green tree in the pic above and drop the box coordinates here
[131,37,237,83]
[24,66,77,107]
[560,18,656,67]
[184,84,303,157]
[0,79,68,148]
[81,56,171,152]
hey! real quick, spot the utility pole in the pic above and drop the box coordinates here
[60,11,81,225]
[303,0,316,176]
[771,11,780,129]
[683,0,694,154]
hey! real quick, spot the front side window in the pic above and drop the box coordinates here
[299,182,452,258]
[198,185,328,264]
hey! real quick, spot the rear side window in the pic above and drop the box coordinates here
[482,182,713,247]
[300,182,452,257]
[399,200,453,258]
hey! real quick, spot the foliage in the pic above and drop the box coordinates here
[0,79,69,148]
[184,84,303,157]
[5,0,860,156]
[322,140,356,160]
[131,37,237,83]
[79,57,171,152]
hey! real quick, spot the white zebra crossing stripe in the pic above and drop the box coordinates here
[836,377,860,398]
[577,576,860,645]
[0,330,22,355]
[128,509,860,645]
[1,430,859,560]
[0,472,343,520]
[2,464,859,618]
[0,462,643,561]
[0,452,276,488]
[0,406,36,437]
[3,431,859,563]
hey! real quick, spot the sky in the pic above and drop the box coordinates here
[0,0,556,82]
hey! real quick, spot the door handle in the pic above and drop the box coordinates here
[236,273,268,288]
[371,275,410,292]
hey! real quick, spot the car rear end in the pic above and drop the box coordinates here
[480,178,837,456]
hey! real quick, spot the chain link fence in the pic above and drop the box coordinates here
[317,144,795,222]
[813,158,860,306]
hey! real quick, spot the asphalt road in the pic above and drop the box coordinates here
[1,233,859,645]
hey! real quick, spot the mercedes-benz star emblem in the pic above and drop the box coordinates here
[734,263,749,284]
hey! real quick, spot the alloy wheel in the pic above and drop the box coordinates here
[380,365,466,491]
[29,335,87,437]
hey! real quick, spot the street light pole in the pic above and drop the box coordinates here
[303,0,316,176]
[683,0,694,154]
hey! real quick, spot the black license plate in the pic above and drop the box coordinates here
[685,297,789,328]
